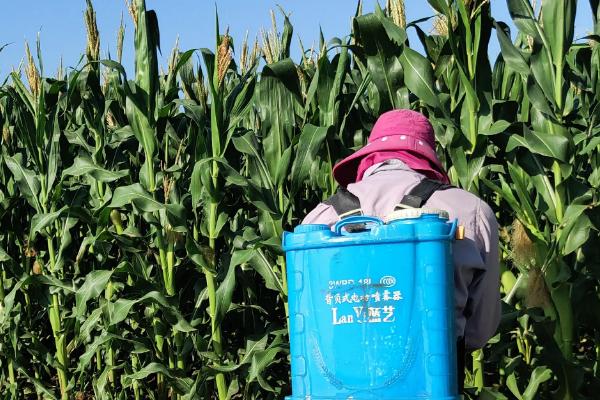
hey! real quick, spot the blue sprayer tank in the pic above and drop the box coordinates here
[282,209,459,399]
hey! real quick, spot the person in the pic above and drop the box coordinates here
[302,109,501,390]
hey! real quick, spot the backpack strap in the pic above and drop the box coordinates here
[324,188,365,232]
[395,178,453,210]
[324,187,363,219]
[325,178,452,218]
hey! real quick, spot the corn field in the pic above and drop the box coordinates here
[0,0,598,398]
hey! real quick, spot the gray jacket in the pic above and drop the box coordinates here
[302,160,501,349]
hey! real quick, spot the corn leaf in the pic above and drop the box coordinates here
[507,0,541,39]
[75,270,113,318]
[110,183,164,212]
[541,0,576,68]
[400,47,441,109]
[3,153,41,211]
[63,156,129,182]
[494,21,530,76]
[290,124,330,194]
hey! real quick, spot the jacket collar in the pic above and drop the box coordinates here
[362,158,413,178]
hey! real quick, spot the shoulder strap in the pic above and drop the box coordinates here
[325,178,452,217]
[324,187,362,219]
[396,178,452,209]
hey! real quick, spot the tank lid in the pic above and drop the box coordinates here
[293,224,330,233]
[385,208,449,222]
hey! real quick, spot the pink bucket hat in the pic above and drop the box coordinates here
[333,109,449,187]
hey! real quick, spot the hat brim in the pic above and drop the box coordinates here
[332,135,446,187]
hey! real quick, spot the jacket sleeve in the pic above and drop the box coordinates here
[302,203,339,226]
[463,200,501,350]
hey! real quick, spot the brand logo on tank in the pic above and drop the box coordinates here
[379,275,396,287]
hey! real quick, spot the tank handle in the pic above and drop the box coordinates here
[334,216,384,235]
[448,219,458,240]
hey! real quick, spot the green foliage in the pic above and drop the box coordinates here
[0,0,598,399]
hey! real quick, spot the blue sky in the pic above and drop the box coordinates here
[0,1,595,78]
